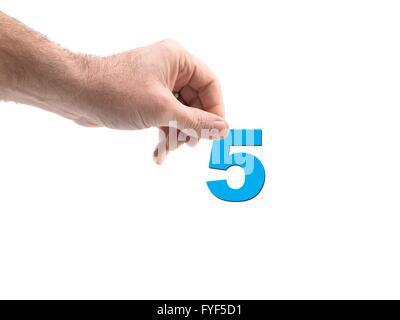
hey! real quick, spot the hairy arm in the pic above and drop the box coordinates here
[0,10,228,163]
[0,11,90,120]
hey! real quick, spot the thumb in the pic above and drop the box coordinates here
[164,94,229,140]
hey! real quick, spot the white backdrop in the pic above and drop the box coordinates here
[1,0,400,299]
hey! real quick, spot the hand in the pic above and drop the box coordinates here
[0,10,228,164]
[77,40,229,164]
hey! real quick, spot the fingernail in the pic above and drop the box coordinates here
[213,120,229,131]
[208,120,229,139]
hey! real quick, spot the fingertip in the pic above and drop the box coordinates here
[153,145,166,165]
[221,126,230,138]
[212,119,229,131]
[207,127,229,140]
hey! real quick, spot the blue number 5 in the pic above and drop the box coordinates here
[207,129,265,202]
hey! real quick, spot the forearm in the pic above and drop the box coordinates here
[0,10,89,117]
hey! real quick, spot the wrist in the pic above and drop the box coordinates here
[69,54,110,121]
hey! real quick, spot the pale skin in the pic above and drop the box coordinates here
[0,11,229,164]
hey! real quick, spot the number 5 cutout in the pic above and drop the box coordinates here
[207,129,266,202]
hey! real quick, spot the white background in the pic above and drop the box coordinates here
[0,0,400,299]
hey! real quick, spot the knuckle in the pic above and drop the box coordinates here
[159,39,181,50]
[191,112,206,130]
[198,116,208,130]
[175,108,191,129]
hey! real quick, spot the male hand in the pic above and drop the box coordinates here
[79,40,229,163]
[0,11,229,164]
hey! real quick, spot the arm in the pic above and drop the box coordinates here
[0,11,89,122]
[0,10,228,163]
